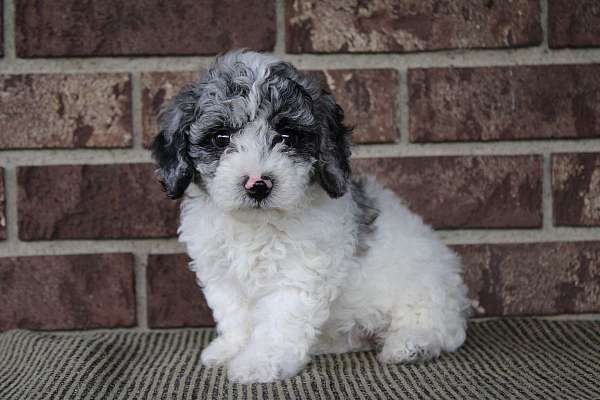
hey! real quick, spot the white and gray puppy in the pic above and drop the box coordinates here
[152,50,470,383]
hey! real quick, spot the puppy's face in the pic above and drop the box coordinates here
[201,118,316,211]
[152,51,351,213]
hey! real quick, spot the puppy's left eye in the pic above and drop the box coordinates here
[213,134,230,148]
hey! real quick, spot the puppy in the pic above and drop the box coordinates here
[152,50,470,383]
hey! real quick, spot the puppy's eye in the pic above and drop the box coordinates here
[213,134,230,148]
[273,133,295,147]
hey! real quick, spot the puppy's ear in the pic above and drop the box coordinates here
[314,91,352,198]
[151,84,198,199]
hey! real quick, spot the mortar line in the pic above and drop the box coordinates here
[1,47,600,74]
[542,153,554,229]
[540,0,549,50]
[0,148,153,165]
[3,165,18,245]
[437,227,600,245]
[396,67,408,146]
[3,0,15,60]
[133,252,149,330]
[130,72,144,150]
[273,0,286,55]
[352,140,600,158]
[0,238,185,257]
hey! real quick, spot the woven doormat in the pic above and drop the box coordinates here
[0,319,598,400]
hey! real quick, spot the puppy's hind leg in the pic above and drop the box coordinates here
[378,324,442,364]
[377,302,466,364]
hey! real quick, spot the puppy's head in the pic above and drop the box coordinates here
[151,50,351,212]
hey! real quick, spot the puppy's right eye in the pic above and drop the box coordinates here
[213,134,230,148]
[273,133,297,148]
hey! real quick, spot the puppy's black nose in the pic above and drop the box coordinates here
[243,175,272,201]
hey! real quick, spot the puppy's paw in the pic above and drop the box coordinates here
[227,348,307,383]
[201,336,243,367]
[377,329,441,364]
[377,341,434,364]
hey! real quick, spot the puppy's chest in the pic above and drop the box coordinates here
[196,219,342,293]
[229,224,332,281]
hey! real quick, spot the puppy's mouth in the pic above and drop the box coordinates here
[249,201,266,209]
[245,196,277,210]
[229,200,285,223]
[239,192,288,212]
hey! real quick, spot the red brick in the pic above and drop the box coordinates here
[409,65,600,142]
[456,242,600,316]
[17,164,178,240]
[286,0,541,53]
[0,74,132,149]
[548,0,600,48]
[0,168,5,240]
[310,70,399,144]
[15,0,276,57]
[352,155,542,229]
[147,254,215,328]
[552,153,600,226]
[0,253,136,330]
[141,71,200,149]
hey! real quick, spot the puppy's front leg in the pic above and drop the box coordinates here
[227,287,332,383]
[200,279,250,367]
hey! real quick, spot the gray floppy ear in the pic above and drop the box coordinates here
[314,91,352,198]
[151,84,199,199]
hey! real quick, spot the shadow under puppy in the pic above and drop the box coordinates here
[152,50,470,383]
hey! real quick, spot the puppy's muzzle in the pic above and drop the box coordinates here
[243,175,273,201]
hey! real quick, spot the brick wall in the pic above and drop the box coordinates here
[1,0,600,331]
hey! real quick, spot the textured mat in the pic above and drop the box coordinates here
[0,319,599,400]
